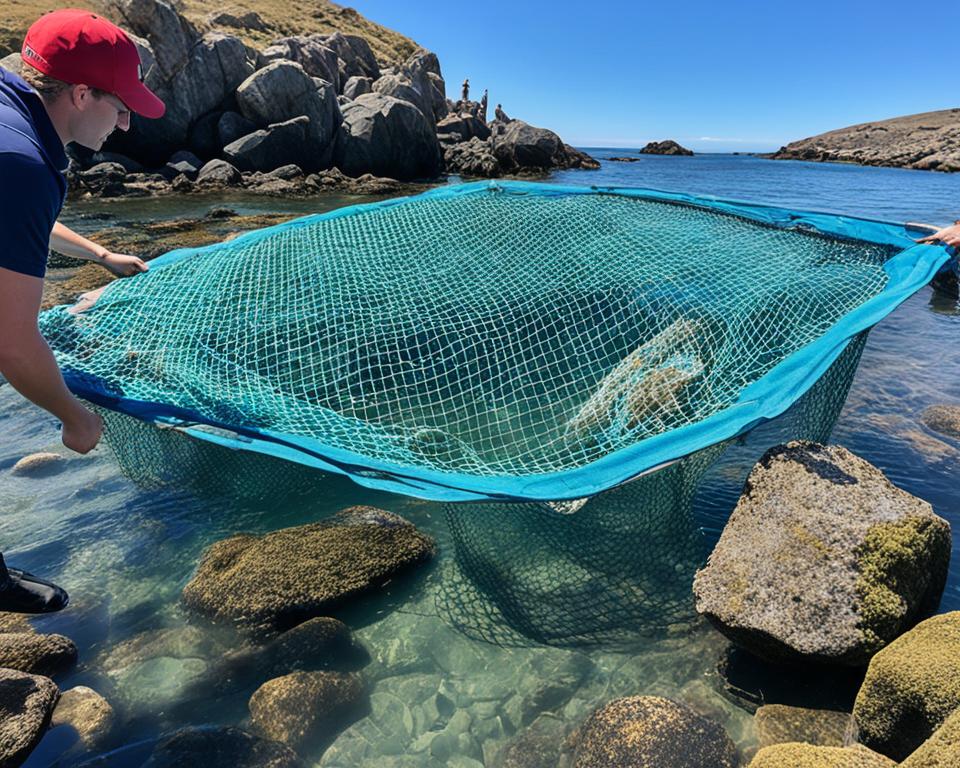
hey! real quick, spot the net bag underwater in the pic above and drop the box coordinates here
[39,180,953,644]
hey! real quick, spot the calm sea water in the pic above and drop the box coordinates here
[5,153,960,766]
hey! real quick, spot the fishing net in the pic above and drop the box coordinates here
[40,182,943,502]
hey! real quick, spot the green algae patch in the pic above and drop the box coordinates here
[855,515,952,655]
[902,706,960,767]
[854,611,960,761]
[747,743,896,767]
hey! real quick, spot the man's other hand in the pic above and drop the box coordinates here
[101,252,148,277]
[61,406,103,453]
[917,222,960,249]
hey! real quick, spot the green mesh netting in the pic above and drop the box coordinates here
[40,182,913,501]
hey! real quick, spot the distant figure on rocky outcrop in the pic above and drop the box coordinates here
[494,104,510,123]
[478,89,488,121]
[461,78,469,101]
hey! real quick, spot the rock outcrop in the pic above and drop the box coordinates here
[570,696,738,767]
[853,611,960,761]
[770,109,960,172]
[334,93,443,181]
[921,404,960,440]
[0,667,60,768]
[693,442,952,665]
[639,139,694,156]
[754,704,852,748]
[248,670,366,752]
[182,506,435,636]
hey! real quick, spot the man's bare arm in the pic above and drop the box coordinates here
[917,221,960,248]
[0,266,102,453]
[50,221,148,277]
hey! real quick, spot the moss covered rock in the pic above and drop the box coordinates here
[0,667,60,768]
[853,611,960,761]
[140,726,305,768]
[901,706,960,767]
[754,704,851,748]
[571,696,738,767]
[248,670,366,753]
[51,686,115,749]
[182,507,435,636]
[747,743,896,767]
[0,632,78,677]
[693,442,951,665]
[920,404,960,440]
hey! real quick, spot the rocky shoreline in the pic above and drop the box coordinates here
[770,108,960,173]
[2,0,598,196]
[3,428,959,766]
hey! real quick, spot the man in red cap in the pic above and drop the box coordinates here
[0,9,165,613]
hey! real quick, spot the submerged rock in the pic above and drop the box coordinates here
[853,611,960,761]
[747,743,896,767]
[901,706,960,767]
[139,726,305,768]
[51,686,115,749]
[0,667,60,768]
[920,404,960,440]
[248,670,366,752]
[0,632,77,677]
[182,507,435,636]
[570,696,738,767]
[11,452,67,478]
[754,704,852,748]
[693,442,951,665]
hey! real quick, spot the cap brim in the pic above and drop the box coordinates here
[117,80,165,119]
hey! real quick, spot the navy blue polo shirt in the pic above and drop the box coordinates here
[0,66,68,279]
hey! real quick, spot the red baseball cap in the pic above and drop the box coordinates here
[21,9,165,119]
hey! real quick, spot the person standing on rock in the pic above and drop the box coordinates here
[0,9,164,613]
[478,89,488,122]
[461,78,469,102]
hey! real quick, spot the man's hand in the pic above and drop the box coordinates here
[100,251,148,277]
[917,222,960,249]
[61,405,103,454]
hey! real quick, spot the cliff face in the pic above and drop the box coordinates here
[771,109,960,172]
[0,0,418,66]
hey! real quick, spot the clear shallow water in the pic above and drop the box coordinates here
[5,154,960,766]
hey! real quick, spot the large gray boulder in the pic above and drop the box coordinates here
[491,119,598,172]
[399,48,447,123]
[571,696,738,767]
[317,32,380,83]
[248,671,366,752]
[0,632,77,677]
[106,1,254,162]
[334,93,443,181]
[436,114,491,142]
[196,159,242,185]
[342,76,373,101]
[0,667,60,768]
[693,442,952,666]
[236,61,340,166]
[261,36,340,93]
[181,506,435,636]
[223,117,311,173]
[372,73,435,124]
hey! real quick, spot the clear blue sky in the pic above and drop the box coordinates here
[351,0,960,152]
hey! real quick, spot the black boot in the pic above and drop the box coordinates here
[0,553,69,613]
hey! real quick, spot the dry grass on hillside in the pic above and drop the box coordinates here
[0,1,419,65]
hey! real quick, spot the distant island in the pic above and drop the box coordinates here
[771,108,960,173]
[609,140,694,162]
